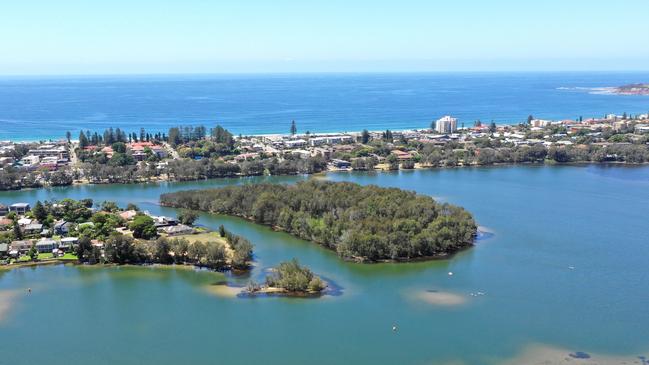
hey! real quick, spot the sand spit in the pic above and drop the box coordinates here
[498,343,648,365]
[0,290,21,323]
[412,289,467,306]
[202,284,243,298]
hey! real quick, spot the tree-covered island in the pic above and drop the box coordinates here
[243,258,327,296]
[160,180,477,262]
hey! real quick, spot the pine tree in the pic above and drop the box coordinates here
[361,129,370,144]
[290,120,297,135]
[79,131,90,148]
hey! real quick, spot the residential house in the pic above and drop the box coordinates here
[391,150,414,161]
[152,216,179,228]
[17,217,32,226]
[10,240,33,254]
[9,203,30,214]
[54,221,74,235]
[23,223,44,235]
[119,210,138,221]
[0,243,8,258]
[284,139,307,148]
[331,159,351,169]
[161,224,193,236]
[35,238,59,253]
[20,155,40,167]
[59,237,79,251]
[0,203,8,215]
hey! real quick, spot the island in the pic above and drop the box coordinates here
[160,180,477,262]
[614,83,649,95]
[243,258,327,297]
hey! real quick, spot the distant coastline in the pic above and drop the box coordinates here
[614,83,649,95]
[3,71,649,141]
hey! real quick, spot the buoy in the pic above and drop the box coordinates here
[392,325,397,332]
[28,288,31,293]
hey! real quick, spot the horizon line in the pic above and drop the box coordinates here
[2,69,649,78]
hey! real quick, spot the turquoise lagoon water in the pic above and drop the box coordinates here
[0,165,648,364]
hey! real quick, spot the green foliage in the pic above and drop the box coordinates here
[129,215,157,239]
[104,234,135,264]
[27,244,38,261]
[178,209,199,225]
[361,129,370,144]
[101,201,120,212]
[228,233,253,269]
[32,201,47,222]
[265,258,324,292]
[161,180,477,261]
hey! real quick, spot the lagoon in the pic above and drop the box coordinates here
[1,165,648,364]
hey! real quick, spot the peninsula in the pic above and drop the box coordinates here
[0,198,253,271]
[160,180,477,262]
[614,83,649,95]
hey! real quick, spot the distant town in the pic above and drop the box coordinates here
[1,111,649,190]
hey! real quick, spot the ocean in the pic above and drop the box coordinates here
[1,72,648,141]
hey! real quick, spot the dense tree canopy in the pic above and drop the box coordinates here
[265,258,325,292]
[161,180,477,262]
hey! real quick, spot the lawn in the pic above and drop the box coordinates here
[173,232,227,245]
[60,253,78,260]
[37,253,54,260]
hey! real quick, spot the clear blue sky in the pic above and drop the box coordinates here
[2,0,648,74]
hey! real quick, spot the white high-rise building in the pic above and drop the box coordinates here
[435,116,458,134]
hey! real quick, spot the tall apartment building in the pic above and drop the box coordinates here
[435,116,458,134]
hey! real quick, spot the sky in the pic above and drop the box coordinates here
[1,0,649,75]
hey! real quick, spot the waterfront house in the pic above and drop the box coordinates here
[9,203,31,214]
[161,224,193,236]
[391,150,414,161]
[59,237,78,251]
[0,203,8,215]
[152,216,179,228]
[35,238,59,253]
[331,159,352,169]
[10,240,33,254]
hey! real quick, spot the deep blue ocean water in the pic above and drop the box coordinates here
[0,72,648,140]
